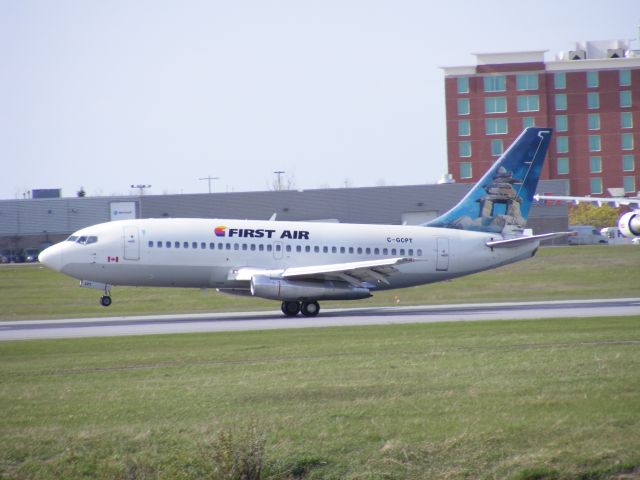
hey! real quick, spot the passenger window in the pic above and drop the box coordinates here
[226,243,231,250]
[305,246,311,253]
[365,248,371,255]
[357,247,363,254]
[417,249,423,256]
[349,247,354,254]
[332,246,337,253]
[400,249,405,255]
[166,241,171,248]
[259,244,264,252]
[314,246,320,253]
[391,248,397,255]
[251,244,256,251]
[267,245,272,252]
[408,249,414,256]
[184,242,189,249]
[175,242,180,248]
[340,247,345,254]
[148,241,153,247]
[157,241,162,248]
[210,243,215,250]
[323,246,328,253]
[242,244,248,251]
[201,242,206,249]
[296,245,302,253]
[234,244,239,250]
[374,248,380,255]
[286,245,291,252]
[217,243,223,250]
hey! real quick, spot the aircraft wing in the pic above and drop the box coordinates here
[534,194,640,208]
[486,232,575,249]
[228,257,413,287]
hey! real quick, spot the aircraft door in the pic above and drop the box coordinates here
[273,241,283,260]
[123,226,140,260]
[436,238,449,271]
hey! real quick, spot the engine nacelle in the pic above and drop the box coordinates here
[250,275,371,301]
[618,211,640,238]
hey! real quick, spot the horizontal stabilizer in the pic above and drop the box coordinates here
[486,232,575,249]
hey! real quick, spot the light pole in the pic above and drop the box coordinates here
[130,184,151,195]
[199,176,220,194]
[273,170,285,191]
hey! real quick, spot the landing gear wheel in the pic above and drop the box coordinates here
[281,301,300,317]
[100,295,112,307]
[300,301,320,317]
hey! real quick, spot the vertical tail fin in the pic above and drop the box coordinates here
[426,127,553,234]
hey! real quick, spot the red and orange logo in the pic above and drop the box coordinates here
[214,226,226,237]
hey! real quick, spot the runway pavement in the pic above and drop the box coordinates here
[1,298,639,341]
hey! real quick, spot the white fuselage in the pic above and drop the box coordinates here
[40,218,538,292]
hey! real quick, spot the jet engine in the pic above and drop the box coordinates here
[618,211,640,238]
[250,275,371,301]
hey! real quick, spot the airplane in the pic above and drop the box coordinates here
[533,193,640,239]
[39,127,571,317]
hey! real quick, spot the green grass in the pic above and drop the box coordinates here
[1,317,640,479]
[1,245,639,320]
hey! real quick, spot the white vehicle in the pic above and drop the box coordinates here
[568,225,608,245]
[39,128,570,317]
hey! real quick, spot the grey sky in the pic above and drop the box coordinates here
[1,0,638,199]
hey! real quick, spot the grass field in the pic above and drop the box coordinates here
[1,245,640,479]
[1,317,640,479]
[0,245,639,321]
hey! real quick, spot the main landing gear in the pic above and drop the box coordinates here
[281,300,320,317]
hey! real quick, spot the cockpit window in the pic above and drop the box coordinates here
[75,236,98,245]
[67,236,79,242]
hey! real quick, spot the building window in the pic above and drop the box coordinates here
[621,112,633,129]
[588,135,601,152]
[623,176,636,193]
[589,156,602,173]
[458,119,470,136]
[460,162,472,179]
[490,139,504,156]
[586,71,599,88]
[590,178,603,195]
[457,98,470,115]
[459,141,471,157]
[484,96,507,114]
[557,136,569,154]
[557,157,569,175]
[622,154,635,172]
[457,77,469,94]
[516,73,538,91]
[485,118,508,135]
[517,95,539,112]
[555,93,567,111]
[555,115,568,132]
[619,70,631,86]
[522,117,536,128]
[622,133,634,150]
[587,92,599,109]
[483,75,506,92]
[588,113,600,130]
[620,91,632,108]
[554,72,566,89]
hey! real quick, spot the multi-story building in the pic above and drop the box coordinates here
[442,39,639,197]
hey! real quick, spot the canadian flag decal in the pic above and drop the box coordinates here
[107,256,119,263]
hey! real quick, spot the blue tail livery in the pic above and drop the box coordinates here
[426,127,553,233]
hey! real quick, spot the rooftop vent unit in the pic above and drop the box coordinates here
[607,48,625,58]
[569,49,586,60]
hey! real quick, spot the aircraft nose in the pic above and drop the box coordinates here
[39,244,64,272]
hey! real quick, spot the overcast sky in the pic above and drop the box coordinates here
[1,0,638,199]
